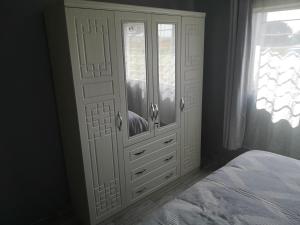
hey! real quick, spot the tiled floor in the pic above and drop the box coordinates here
[100,169,212,225]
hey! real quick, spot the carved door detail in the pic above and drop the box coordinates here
[85,101,121,216]
[75,15,112,79]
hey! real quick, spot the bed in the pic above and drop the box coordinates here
[138,150,300,225]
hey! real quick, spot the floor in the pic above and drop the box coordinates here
[100,169,212,225]
[46,169,212,225]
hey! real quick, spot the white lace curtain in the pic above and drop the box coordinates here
[251,2,300,128]
[244,0,300,159]
[224,0,300,159]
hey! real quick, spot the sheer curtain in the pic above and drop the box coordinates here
[243,0,300,159]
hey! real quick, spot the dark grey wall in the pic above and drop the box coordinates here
[198,0,230,164]
[1,0,231,224]
[1,1,69,225]
[197,0,246,166]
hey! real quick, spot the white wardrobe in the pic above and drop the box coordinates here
[45,1,205,224]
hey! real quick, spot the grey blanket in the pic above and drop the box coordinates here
[128,110,148,136]
[139,150,300,225]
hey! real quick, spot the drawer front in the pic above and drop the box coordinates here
[130,143,177,170]
[127,133,177,161]
[131,151,177,182]
[132,167,177,200]
[124,132,180,204]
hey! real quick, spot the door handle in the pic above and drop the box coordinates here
[154,104,159,120]
[150,103,155,121]
[117,112,122,131]
[180,98,185,111]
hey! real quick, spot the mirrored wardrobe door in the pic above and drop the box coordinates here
[152,15,181,135]
[115,12,154,146]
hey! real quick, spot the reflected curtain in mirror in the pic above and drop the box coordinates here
[123,22,149,137]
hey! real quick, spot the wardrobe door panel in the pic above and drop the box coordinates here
[180,16,204,175]
[152,15,181,136]
[65,8,124,223]
[115,12,154,146]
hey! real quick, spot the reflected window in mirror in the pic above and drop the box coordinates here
[158,24,176,127]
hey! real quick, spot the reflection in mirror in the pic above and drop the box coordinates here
[158,24,176,127]
[123,22,149,137]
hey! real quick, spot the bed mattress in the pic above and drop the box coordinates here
[138,150,300,225]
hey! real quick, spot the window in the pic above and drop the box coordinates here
[252,9,300,127]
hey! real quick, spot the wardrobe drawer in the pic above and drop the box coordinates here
[129,143,177,170]
[127,133,177,161]
[131,151,177,182]
[132,167,177,200]
[132,159,177,188]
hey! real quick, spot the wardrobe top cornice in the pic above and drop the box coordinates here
[64,0,206,18]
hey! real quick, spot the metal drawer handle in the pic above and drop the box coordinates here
[136,187,147,195]
[164,156,174,162]
[133,150,146,156]
[135,169,146,175]
[165,172,174,180]
[164,139,174,144]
